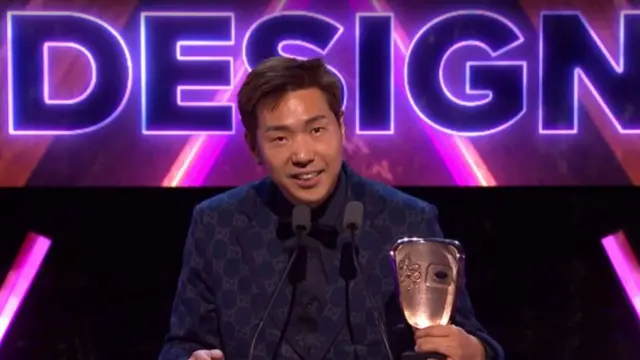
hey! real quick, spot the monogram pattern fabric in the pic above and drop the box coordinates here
[159,164,503,360]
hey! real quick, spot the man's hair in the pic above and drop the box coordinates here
[237,57,343,137]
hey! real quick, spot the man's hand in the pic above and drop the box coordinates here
[189,349,224,360]
[414,325,485,360]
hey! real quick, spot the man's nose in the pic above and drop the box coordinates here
[290,140,314,167]
[291,152,314,167]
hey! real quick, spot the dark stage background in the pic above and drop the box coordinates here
[0,188,639,360]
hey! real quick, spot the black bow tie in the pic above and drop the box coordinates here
[276,220,339,250]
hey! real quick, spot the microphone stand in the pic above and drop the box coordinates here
[248,246,300,360]
[344,201,394,360]
[248,205,310,360]
[346,225,394,360]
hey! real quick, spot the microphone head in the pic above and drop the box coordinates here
[343,201,364,232]
[292,205,311,235]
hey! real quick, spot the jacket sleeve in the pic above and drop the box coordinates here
[391,204,504,360]
[159,205,222,360]
[427,204,504,360]
[451,277,504,360]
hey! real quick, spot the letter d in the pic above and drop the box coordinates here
[7,11,132,135]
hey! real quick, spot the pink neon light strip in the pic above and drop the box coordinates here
[0,233,51,347]
[602,231,640,320]
[162,0,309,187]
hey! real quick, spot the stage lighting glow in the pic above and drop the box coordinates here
[0,233,51,347]
[602,231,640,321]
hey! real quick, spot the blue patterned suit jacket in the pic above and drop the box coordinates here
[159,165,504,360]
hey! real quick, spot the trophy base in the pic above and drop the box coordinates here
[401,351,447,360]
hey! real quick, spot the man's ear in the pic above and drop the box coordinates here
[339,111,345,140]
[244,131,261,164]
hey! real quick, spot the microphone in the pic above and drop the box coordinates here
[248,204,311,360]
[343,201,394,360]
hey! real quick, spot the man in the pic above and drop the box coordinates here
[159,57,503,360]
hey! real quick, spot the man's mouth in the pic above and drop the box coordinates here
[291,170,323,181]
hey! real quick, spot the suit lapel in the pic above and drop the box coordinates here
[312,166,390,360]
[346,166,389,283]
[235,179,308,357]
[310,231,348,360]
[343,169,404,354]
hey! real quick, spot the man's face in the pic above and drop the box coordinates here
[248,88,344,207]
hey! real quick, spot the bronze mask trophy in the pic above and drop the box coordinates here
[389,238,464,360]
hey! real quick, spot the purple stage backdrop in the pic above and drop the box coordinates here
[2,0,640,187]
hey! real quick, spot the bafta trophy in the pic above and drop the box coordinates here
[389,237,464,360]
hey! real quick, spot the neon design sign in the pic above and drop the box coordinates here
[6,10,640,136]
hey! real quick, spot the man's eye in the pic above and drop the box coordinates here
[272,136,287,143]
[311,127,325,135]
